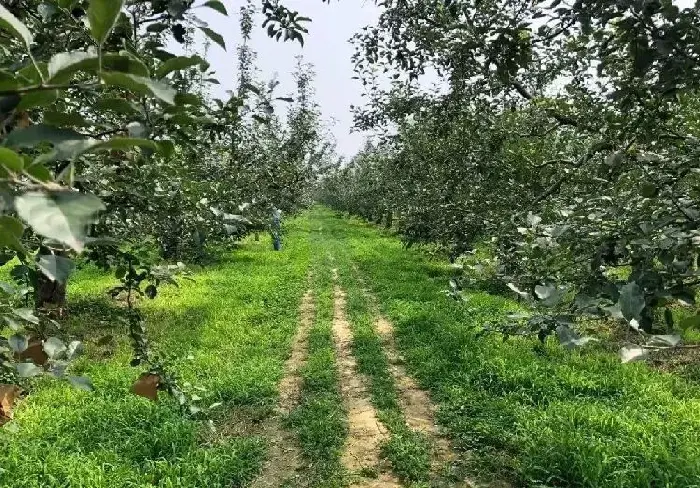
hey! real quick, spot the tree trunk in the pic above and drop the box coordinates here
[36,272,67,318]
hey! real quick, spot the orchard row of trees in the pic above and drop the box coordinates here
[320,0,700,359]
[0,0,335,404]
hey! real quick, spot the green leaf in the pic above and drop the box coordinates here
[82,137,158,155]
[48,51,150,83]
[3,316,21,331]
[101,72,176,105]
[24,162,52,182]
[0,215,25,252]
[145,284,157,299]
[203,0,227,15]
[241,82,261,96]
[0,147,23,172]
[17,89,59,110]
[47,51,97,82]
[174,92,201,106]
[640,182,657,198]
[198,27,226,50]
[103,53,150,77]
[157,140,175,157]
[13,308,39,325]
[679,314,700,330]
[17,62,46,85]
[4,124,86,149]
[67,375,93,391]
[16,362,43,378]
[618,281,645,322]
[43,111,90,128]
[14,191,105,253]
[146,22,168,33]
[0,5,33,49]
[43,336,67,359]
[8,334,28,353]
[37,254,75,283]
[156,55,205,79]
[87,0,125,45]
[95,97,142,115]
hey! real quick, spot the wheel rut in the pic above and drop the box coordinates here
[332,269,403,487]
[354,269,475,486]
[250,286,315,488]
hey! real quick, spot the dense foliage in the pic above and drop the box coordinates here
[320,0,700,358]
[0,0,335,406]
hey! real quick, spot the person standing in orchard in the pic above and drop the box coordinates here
[271,207,282,251]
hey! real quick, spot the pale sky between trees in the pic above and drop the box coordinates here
[196,0,696,160]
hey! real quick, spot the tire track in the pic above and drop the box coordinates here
[353,269,467,484]
[251,287,315,488]
[332,269,403,487]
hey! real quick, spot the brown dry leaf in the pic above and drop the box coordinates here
[0,384,21,425]
[131,374,160,401]
[19,341,48,366]
[16,111,30,129]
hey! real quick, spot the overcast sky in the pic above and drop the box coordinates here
[194,0,382,160]
[195,0,696,160]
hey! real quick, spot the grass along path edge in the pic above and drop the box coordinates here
[288,260,347,487]
[250,281,315,488]
[331,269,402,487]
[325,207,700,488]
[351,267,481,487]
[0,215,314,487]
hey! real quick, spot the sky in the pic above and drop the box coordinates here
[195,0,697,161]
[195,0,383,160]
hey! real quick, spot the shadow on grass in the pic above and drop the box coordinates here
[64,297,212,355]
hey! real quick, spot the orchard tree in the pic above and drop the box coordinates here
[322,0,700,360]
[0,0,333,407]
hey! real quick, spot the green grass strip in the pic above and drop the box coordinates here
[307,206,700,488]
[313,213,432,484]
[288,247,347,487]
[0,216,313,487]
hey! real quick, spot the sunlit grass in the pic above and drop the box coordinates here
[307,207,700,487]
[0,217,312,487]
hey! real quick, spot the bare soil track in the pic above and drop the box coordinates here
[332,271,402,487]
[250,288,315,488]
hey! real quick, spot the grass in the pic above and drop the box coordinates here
[306,210,435,484]
[288,238,347,487]
[0,217,312,487]
[304,206,700,488]
[4,206,700,487]
[335,245,432,484]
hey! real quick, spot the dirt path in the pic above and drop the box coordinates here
[332,270,403,487]
[250,288,315,488]
[353,269,467,483]
[375,314,458,468]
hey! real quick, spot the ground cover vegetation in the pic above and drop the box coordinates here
[319,0,700,361]
[3,0,700,487]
